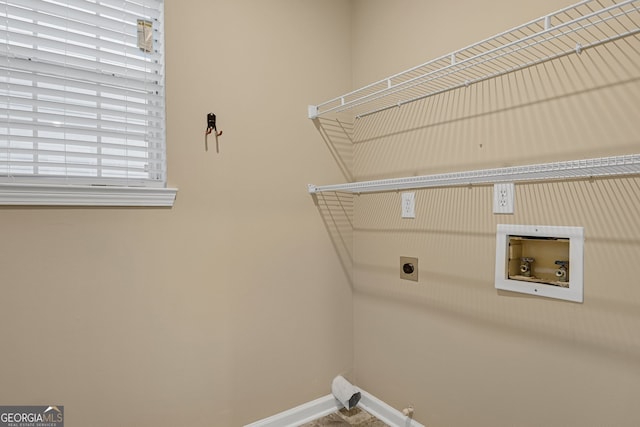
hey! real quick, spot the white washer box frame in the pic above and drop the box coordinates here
[495,224,584,303]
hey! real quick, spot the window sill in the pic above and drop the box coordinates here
[0,183,177,207]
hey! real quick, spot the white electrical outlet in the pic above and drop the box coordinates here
[493,183,514,214]
[401,192,415,218]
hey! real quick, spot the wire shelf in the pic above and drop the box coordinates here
[308,0,640,119]
[307,154,640,194]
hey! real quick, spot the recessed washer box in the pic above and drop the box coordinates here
[495,224,584,303]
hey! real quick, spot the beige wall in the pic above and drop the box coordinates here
[350,1,640,426]
[3,2,639,426]
[0,1,353,426]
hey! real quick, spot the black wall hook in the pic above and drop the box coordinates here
[206,113,222,137]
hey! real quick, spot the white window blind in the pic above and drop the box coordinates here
[0,0,165,188]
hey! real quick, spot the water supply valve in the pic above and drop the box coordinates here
[520,257,535,277]
[555,260,569,282]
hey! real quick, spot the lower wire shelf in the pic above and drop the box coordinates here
[307,153,640,194]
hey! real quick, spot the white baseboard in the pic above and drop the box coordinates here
[244,389,424,427]
[359,390,424,427]
[244,394,342,427]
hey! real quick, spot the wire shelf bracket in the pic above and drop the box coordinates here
[308,0,640,119]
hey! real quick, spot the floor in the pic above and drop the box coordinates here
[299,407,389,426]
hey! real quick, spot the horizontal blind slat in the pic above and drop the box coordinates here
[0,68,164,108]
[3,44,162,82]
[0,137,166,156]
[2,4,151,44]
[0,28,161,74]
[0,177,166,187]
[0,159,155,172]
[3,106,160,134]
[14,0,161,25]
[0,119,162,142]
[1,95,164,124]
[0,5,163,53]
[0,58,163,97]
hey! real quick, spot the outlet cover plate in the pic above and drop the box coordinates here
[400,256,418,281]
[493,183,514,214]
[401,192,415,218]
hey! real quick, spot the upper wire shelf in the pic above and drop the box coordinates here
[308,0,640,120]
